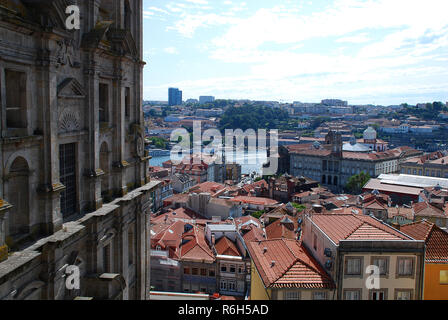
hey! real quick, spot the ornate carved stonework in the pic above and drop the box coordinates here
[59,111,80,133]
[136,136,144,157]
[56,38,80,68]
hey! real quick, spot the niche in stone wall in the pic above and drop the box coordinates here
[57,78,86,134]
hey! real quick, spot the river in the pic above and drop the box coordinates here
[149,149,268,175]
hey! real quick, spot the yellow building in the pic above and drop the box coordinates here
[247,239,336,300]
[401,220,448,300]
[302,214,426,300]
[401,153,448,179]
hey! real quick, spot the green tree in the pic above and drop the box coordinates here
[291,203,306,212]
[251,210,265,219]
[219,105,289,131]
[345,172,371,194]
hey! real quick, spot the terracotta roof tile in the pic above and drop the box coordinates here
[188,181,226,195]
[215,237,241,257]
[363,199,387,210]
[180,225,215,263]
[230,196,279,206]
[310,214,411,244]
[242,226,265,242]
[401,220,448,263]
[265,215,299,240]
[413,202,446,218]
[247,239,335,289]
[387,206,414,220]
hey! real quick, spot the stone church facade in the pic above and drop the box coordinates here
[0,0,152,299]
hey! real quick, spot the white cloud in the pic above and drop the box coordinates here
[164,47,179,55]
[144,0,448,104]
[336,33,371,44]
[185,0,209,4]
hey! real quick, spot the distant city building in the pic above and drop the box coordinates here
[297,122,311,129]
[328,106,353,114]
[195,108,224,117]
[321,99,348,106]
[186,99,199,104]
[164,114,185,122]
[281,131,422,192]
[199,96,215,104]
[363,173,448,205]
[343,127,388,153]
[401,152,448,178]
[169,88,183,106]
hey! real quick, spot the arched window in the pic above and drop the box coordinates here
[7,157,30,236]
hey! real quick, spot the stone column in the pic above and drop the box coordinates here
[112,60,128,196]
[35,35,65,234]
[84,52,104,211]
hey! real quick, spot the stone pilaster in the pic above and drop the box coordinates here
[112,59,128,196]
[36,34,65,233]
[84,53,104,210]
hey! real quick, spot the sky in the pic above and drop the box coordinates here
[142,0,448,105]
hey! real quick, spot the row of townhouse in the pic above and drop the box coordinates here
[248,213,427,300]
[149,210,252,297]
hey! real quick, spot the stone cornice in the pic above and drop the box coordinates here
[83,169,105,178]
[37,182,66,194]
[0,199,13,213]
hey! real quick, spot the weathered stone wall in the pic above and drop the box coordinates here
[0,0,151,300]
[0,184,152,300]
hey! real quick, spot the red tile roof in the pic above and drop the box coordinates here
[151,207,205,225]
[230,196,279,206]
[412,202,447,218]
[180,225,215,263]
[387,206,415,220]
[151,220,186,258]
[330,206,362,215]
[188,181,226,195]
[363,199,387,210]
[401,220,448,263]
[241,226,265,242]
[309,214,411,244]
[241,179,268,195]
[247,239,335,289]
[215,237,241,257]
[163,193,189,206]
[265,215,299,240]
